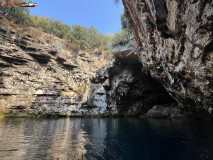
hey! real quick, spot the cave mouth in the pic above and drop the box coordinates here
[109,59,176,116]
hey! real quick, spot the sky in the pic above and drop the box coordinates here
[30,0,124,35]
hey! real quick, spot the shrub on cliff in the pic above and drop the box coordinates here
[0,2,112,54]
[112,10,133,45]
[0,0,30,25]
[0,0,129,57]
[70,25,112,53]
[112,28,132,45]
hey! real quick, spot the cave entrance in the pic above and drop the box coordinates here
[108,53,175,116]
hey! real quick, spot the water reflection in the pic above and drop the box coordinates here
[0,118,213,160]
[0,118,88,159]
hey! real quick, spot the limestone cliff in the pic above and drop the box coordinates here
[122,0,213,113]
[81,39,182,118]
[1,0,213,118]
[0,16,107,116]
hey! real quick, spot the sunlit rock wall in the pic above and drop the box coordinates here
[0,17,107,116]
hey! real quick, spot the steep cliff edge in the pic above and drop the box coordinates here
[0,16,107,116]
[122,0,213,113]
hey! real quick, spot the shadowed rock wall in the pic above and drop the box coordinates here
[123,0,213,112]
[83,40,176,117]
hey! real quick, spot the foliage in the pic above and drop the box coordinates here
[71,25,113,51]
[111,10,133,45]
[112,28,132,45]
[0,1,132,56]
[0,0,30,25]
[0,1,112,53]
[121,10,131,30]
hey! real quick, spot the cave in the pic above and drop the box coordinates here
[107,56,176,116]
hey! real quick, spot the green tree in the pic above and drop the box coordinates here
[87,26,102,49]
[112,10,133,45]
[1,2,113,54]
[72,25,89,49]
[0,0,30,25]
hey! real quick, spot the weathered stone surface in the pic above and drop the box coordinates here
[0,17,108,116]
[83,40,175,116]
[1,0,213,119]
[123,0,213,112]
[144,104,185,119]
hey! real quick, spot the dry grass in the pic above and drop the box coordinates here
[15,27,42,43]
[0,15,40,42]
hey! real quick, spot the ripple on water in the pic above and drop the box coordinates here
[0,118,213,160]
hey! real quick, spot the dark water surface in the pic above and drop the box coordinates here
[0,118,213,160]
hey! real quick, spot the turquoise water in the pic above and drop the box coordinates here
[0,118,213,160]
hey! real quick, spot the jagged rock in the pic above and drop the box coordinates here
[123,0,213,112]
[0,17,108,116]
[144,104,185,119]
[83,40,175,116]
[1,0,213,119]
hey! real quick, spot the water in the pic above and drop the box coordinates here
[0,118,213,160]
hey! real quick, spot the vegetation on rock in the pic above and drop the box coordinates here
[0,0,133,53]
[0,0,113,55]
[112,10,133,45]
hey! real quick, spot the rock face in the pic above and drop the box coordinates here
[144,104,184,119]
[0,16,107,116]
[123,0,213,112]
[83,40,175,116]
[1,0,213,118]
